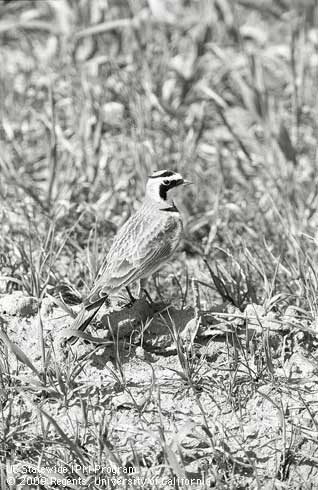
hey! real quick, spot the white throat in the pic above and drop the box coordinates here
[145,170,183,209]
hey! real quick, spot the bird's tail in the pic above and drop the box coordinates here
[67,297,105,345]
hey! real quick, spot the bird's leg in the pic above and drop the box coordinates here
[138,278,153,303]
[153,272,164,302]
[125,286,136,304]
[137,278,146,297]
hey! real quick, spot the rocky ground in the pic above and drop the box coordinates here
[1,290,318,489]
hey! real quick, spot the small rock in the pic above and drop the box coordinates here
[179,318,200,344]
[225,303,245,327]
[0,292,38,317]
[282,306,302,330]
[244,303,265,328]
[102,102,124,127]
[100,299,156,338]
[40,297,55,317]
[284,351,317,378]
[74,37,96,62]
[143,306,194,350]
[244,303,281,336]
[135,346,145,359]
[244,303,266,336]
[105,361,115,372]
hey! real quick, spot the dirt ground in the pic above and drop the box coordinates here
[1,290,318,489]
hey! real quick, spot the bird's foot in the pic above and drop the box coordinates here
[124,286,137,308]
[124,286,153,308]
[141,288,153,303]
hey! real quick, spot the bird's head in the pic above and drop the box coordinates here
[146,169,192,205]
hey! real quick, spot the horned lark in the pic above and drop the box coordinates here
[68,169,191,343]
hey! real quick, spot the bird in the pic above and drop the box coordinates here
[67,169,191,344]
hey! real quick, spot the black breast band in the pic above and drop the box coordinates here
[161,203,178,212]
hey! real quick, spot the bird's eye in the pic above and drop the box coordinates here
[163,179,170,185]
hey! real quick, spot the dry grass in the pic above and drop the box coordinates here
[1,0,318,489]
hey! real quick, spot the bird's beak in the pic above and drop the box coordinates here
[182,179,193,186]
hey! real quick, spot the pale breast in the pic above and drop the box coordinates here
[141,207,182,249]
[101,204,182,279]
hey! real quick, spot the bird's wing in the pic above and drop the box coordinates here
[84,216,178,306]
